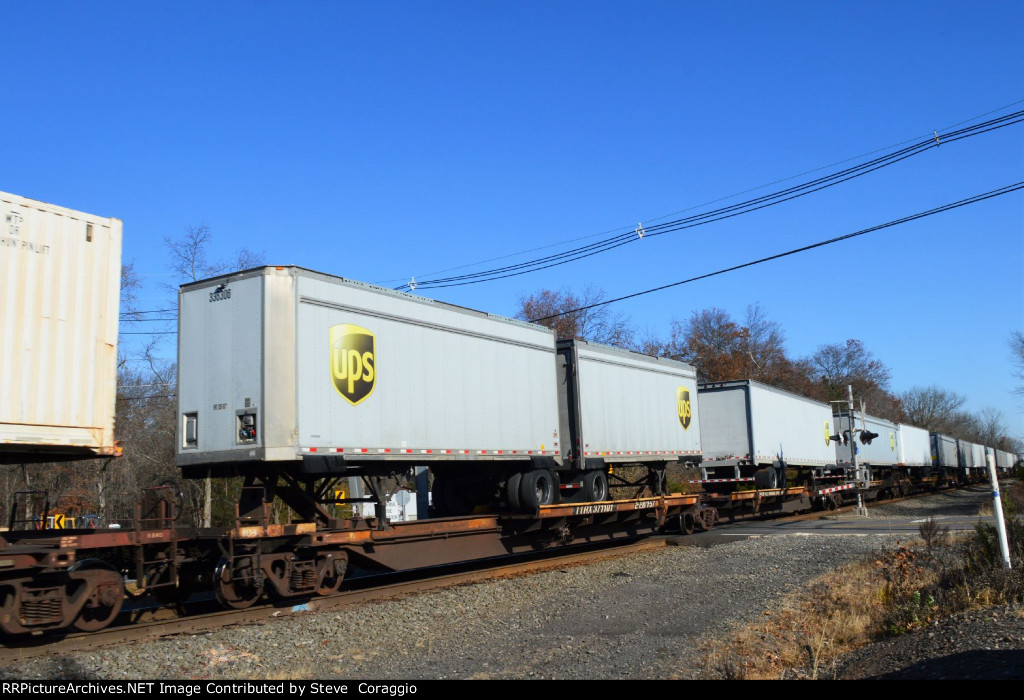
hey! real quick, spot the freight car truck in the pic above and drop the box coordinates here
[0,191,122,464]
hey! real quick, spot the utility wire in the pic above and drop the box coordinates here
[382,97,1024,287]
[530,182,1024,323]
[397,108,1024,291]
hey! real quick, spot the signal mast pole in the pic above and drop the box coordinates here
[848,385,868,516]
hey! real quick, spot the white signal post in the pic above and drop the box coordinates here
[987,458,1012,570]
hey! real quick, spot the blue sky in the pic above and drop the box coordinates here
[4,2,1022,438]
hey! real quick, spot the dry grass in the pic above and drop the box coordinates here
[698,556,905,679]
[699,483,1024,679]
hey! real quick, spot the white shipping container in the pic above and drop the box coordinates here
[177,267,561,470]
[698,380,835,468]
[896,423,931,467]
[0,192,121,462]
[556,340,701,465]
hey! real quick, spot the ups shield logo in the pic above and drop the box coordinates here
[330,324,376,405]
[676,387,692,430]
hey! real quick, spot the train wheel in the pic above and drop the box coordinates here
[679,513,695,535]
[70,560,125,632]
[506,471,523,512]
[315,552,348,596]
[214,558,264,610]
[0,585,23,636]
[582,470,609,502]
[519,469,555,511]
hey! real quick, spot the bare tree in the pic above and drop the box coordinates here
[662,303,798,386]
[897,386,967,432]
[119,261,143,324]
[803,339,899,418]
[517,286,634,348]
[1011,330,1024,400]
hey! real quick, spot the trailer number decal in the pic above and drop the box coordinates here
[330,324,376,405]
[677,388,692,429]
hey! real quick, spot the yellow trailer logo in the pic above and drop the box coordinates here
[677,387,692,430]
[330,324,376,405]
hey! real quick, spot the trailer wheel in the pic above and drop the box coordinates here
[519,469,555,511]
[582,470,608,502]
[754,468,778,490]
[506,471,523,512]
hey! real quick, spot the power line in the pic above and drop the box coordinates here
[397,107,1024,291]
[530,182,1024,323]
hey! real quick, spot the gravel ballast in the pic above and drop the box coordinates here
[3,485,1018,680]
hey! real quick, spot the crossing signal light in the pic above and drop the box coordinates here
[860,430,879,445]
[842,430,850,446]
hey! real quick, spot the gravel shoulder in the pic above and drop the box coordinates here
[3,485,1017,680]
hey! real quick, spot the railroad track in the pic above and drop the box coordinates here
[0,536,664,663]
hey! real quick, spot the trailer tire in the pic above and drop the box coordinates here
[754,468,778,490]
[506,471,523,512]
[582,470,608,502]
[519,469,556,512]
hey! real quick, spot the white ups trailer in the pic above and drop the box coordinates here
[697,380,836,488]
[0,192,122,463]
[176,267,562,480]
[555,339,702,469]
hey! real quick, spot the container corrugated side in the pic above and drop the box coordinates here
[896,423,931,467]
[0,192,121,461]
[567,340,701,462]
